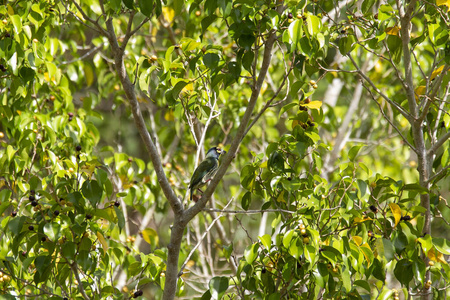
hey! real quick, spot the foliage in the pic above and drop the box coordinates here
[0,0,449,299]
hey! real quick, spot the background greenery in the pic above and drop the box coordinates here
[0,0,449,299]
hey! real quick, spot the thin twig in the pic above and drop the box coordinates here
[178,198,234,276]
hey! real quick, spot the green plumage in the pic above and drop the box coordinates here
[189,147,225,201]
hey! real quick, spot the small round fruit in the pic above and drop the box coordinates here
[300,228,307,235]
[304,98,311,104]
[150,55,158,62]
[54,210,60,216]
[195,10,201,16]
[11,211,17,217]
[31,200,38,207]
[2,19,7,25]
[288,12,293,19]
[303,237,310,244]
[29,195,35,201]
[309,80,316,85]
[33,38,38,43]
[68,167,74,173]
[0,132,4,138]
[86,214,92,220]
[76,145,82,151]
[41,236,47,242]
[313,84,318,89]
[114,201,120,207]
[288,18,294,23]
[133,290,143,298]
[299,224,305,230]
[428,260,434,266]
[128,158,132,162]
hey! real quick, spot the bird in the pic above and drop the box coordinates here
[189,147,226,201]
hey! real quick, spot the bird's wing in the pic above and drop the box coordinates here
[189,158,218,189]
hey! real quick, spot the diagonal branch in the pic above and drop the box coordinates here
[178,198,234,276]
[104,16,182,214]
[68,0,110,37]
[183,28,280,224]
[348,54,412,121]
[363,82,418,153]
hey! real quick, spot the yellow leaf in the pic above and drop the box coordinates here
[353,216,372,224]
[437,0,450,12]
[303,100,322,110]
[292,120,300,128]
[141,228,159,247]
[7,4,14,15]
[261,82,268,95]
[164,110,174,121]
[389,203,402,227]
[277,190,286,203]
[352,236,362,246]
[162,6,175,24]
[84,64,94,87]
[385,26,400,35]
[96,231,108,252]
[260,161,268,168]
[182,82,193,94]
[428,247,448,264]
[430,65,445,81]
[414,86,426,101]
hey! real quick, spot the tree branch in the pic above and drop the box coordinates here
[104,16,181,214]
[183,28,280,224]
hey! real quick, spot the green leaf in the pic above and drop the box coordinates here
[82,180,103,207]
[201,15,217,35]
[305,14,321,36]
[361,0,376,14]
[394,259,413,287]
[203,53,220,68]
[241,191,251,210]
[244,243,258,264]
[43,222,61,241]
[61,241,77,260]
[418,234,433,253]
[338,35,356,55]
[432,237,450,255]
[8,216,25,236]
[209,276,229,300]
[139,0,154,17]
[348,144,364,162]
[0,189,11,203]
[288,19,303,51]
[413,259,425,285]
[114,206,125,231]
[304,245,316,264]
[259,234,272,250]
[122,0,134,9]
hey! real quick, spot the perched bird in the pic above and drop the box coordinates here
[189,147,226,201]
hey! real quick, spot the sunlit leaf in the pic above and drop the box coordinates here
[389,203,402,227]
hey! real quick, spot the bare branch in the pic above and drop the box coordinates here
[203,208,295,214]
[362,82,418,153]
[179,198,234,276]
[348,54,412,121]
[68,0,109,37]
